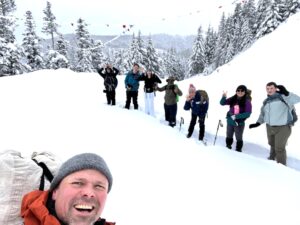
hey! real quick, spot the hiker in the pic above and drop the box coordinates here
[184,84,209,141]
[249,82,300,165]
[97,64,119,105]
[21,153,114,225]
[220,85,252,152]
[139,70,162,116]
[124,63,143,110]
[157,76,183,127]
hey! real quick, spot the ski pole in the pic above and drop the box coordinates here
[213,120,223,145]
[179,117,184,131]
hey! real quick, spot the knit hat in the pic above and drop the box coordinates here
[50,153,113,193]
[188,84,196,93]
[236,85,247,92]
[166,76,175,83]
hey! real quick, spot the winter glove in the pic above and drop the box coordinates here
[231,115,236,120]
[249,122,261,129]
[126,84,132,90]
[276,85,289,96]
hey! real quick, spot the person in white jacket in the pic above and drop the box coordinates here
[249,82,300,165]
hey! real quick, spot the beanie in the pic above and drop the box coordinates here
[50,153,113,193]
[236,85,247,92]
[188,84,196,93]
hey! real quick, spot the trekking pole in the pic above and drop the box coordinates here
[179,117,184,131]
[213,120,223,145]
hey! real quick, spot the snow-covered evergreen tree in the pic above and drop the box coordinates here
[74,18,94,72]
[90,39,105,70]
[213,13,229,68]
[126,33,145,69]
[162,48,185,80]
[45,50,69,69]
[22,10,44,71]
[188,26,205,77]
[111,48,127,74]
[42,1,59,49]
[0,0,28,75]
[203,25,217,74]
[145,35,161,75]
[55,34,68,57]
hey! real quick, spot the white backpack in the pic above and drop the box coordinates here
[0,150,61,225]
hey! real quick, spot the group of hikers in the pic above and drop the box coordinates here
[98,63,300,166]
[15,65,300,225]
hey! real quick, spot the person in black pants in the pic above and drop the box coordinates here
[124,63,143,109]
[184,84,209,141]
[97,64,119,105]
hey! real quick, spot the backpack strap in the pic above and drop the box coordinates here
[32,159,54,191]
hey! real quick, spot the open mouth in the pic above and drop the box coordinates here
[74,204,95,213]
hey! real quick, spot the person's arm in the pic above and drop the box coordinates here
[156,85,166,92]
[112,67,119,76]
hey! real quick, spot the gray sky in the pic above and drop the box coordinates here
[15,0,238,37]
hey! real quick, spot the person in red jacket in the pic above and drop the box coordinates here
[21,153,115,225]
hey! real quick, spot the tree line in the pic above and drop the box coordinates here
[0,0,299,78]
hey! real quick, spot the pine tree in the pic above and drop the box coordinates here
[74,18,93,72]
[90,39,105,70]
[203,25,217,74]
[42,1,58,49]
[45,50,69,69]
[126,33,144,69]
[145,35,161,75]
[163,48,185,80]
[55,34,68,57]
[214,13,229,68]
[188,26,205,77]
[22,10,44,71]
[0,0,27,75]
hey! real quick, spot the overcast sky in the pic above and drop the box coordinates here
[14,0,239,37]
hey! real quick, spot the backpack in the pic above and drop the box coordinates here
[0,150,61,225]
[172,84,180,102]
[197,90,209,103]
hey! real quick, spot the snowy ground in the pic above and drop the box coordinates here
[1,11,300,225]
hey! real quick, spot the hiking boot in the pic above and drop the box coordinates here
[187,133,192,138]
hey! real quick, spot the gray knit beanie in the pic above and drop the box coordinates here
[50,153,113,193]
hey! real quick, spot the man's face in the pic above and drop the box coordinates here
[133,65,139,73]
[52,169,109,225]
[266,84,277,96]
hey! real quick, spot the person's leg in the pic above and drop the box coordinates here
[111,90,116,105]
[198,116,206,140]
[234,125,245,152]
[187,114,197,138]
[133,91,138,110]
[169,104,177,127]
[274,125,291,165]
[125,91,131,109]
[266,124,276,160]
[226,125,234,149]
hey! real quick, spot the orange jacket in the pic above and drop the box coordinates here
[21,190,115,225]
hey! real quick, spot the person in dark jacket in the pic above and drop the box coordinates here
[157,76,183,127]
[249,82,300,165]
[21,153,115,225]
[124,63,143,110]
[184,84,209,141]
[220,85,252,152]
[139,70,162,116]
[97,64,119,105]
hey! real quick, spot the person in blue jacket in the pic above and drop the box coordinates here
[124,63,143,109]
[184,84,209,141]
